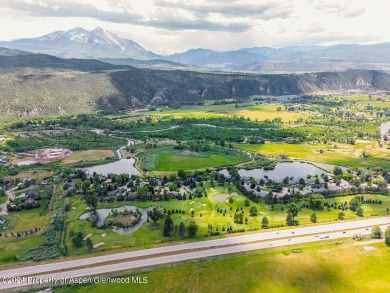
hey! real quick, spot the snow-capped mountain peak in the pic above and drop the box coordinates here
[11,27,159,60]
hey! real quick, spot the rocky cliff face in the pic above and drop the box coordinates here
[0,48,389,118]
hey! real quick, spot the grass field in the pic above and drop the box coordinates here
[65,184,246,256]
[143,103,312,123]
[0,234,44,264]
[1,185,54,232]
[235,104,311,123]
[5,169,55,180]
[138,147,248,171]
[260,194,390,225]
[66,180,390,256]
[61,150,115,164]
[55,239,390,293]
[235,141,390,169]
[0,194,7,205]
[2,199,51,232]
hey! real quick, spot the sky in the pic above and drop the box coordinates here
[0,0,389,54]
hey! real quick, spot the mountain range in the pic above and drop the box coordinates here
[0,27,158,60]
[1,28,390,73]
[0,46,389,120]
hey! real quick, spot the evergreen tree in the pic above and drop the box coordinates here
[310,212,317,223]
[187,221,198,237]
[179,222,186,237]
[163,216,174,237]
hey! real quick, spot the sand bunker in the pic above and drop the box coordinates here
[83,234,93,241]
[93,242,104,248]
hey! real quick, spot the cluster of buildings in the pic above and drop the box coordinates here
[35,148,72,160]
[8,190,40,211]
[64,174,192,201]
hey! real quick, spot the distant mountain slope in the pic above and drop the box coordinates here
[0,50,124,71]
[167,49,268,70]
[3,27,390,72]
[0,50,389,119]
[0,27,160,60]
[100,57,189,70]
[166,44,390,72]
[0,47,33,56]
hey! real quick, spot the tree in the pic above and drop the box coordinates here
[249,206,258,216]
[234,212,243,224]
[187,221,198,237]
[338,212,345,220]
[286,202,300,226]
[84,193,98,210]
[244,199,250,207]
[86,238,93,251]
[163,216,174,237]
[179,222,186,237]
[308,194,324,209]
[286,213,296,226]
[310,212,317,223]
[356,207,364,217]
[371,226,383,239]
[261,216,269,228]
[286,202,299,217]
[163,189,170,201]
[177,170,186,179]
[72,232,83,248]
[147,207,165,223]
[333,166,343,175]
[349,197,361,212]
[385,226,390,246]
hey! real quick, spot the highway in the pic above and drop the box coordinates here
[0,216,389,291]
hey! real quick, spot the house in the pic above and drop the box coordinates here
[64,182,76,191]
[107,190,118,197]
[37,179,51,185]
[18,177,33,188]
[25,190,39,199]
[140,181,149,187]
[3,179,13,189]
[26,198,36,205]
[0,156,9,164]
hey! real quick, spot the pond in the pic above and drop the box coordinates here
[221,162,329,181]
[314,162,347,172]
[380,121,390,136]
[212,192,239,202]
[80,205,153,234]
[83,158,140,176]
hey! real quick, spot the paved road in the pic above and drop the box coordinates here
[1,216,389,279]
[0,188,17,215]
[0,217,389,291]
[0,198,7,215]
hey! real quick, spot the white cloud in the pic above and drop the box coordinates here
[0,0,389,53]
